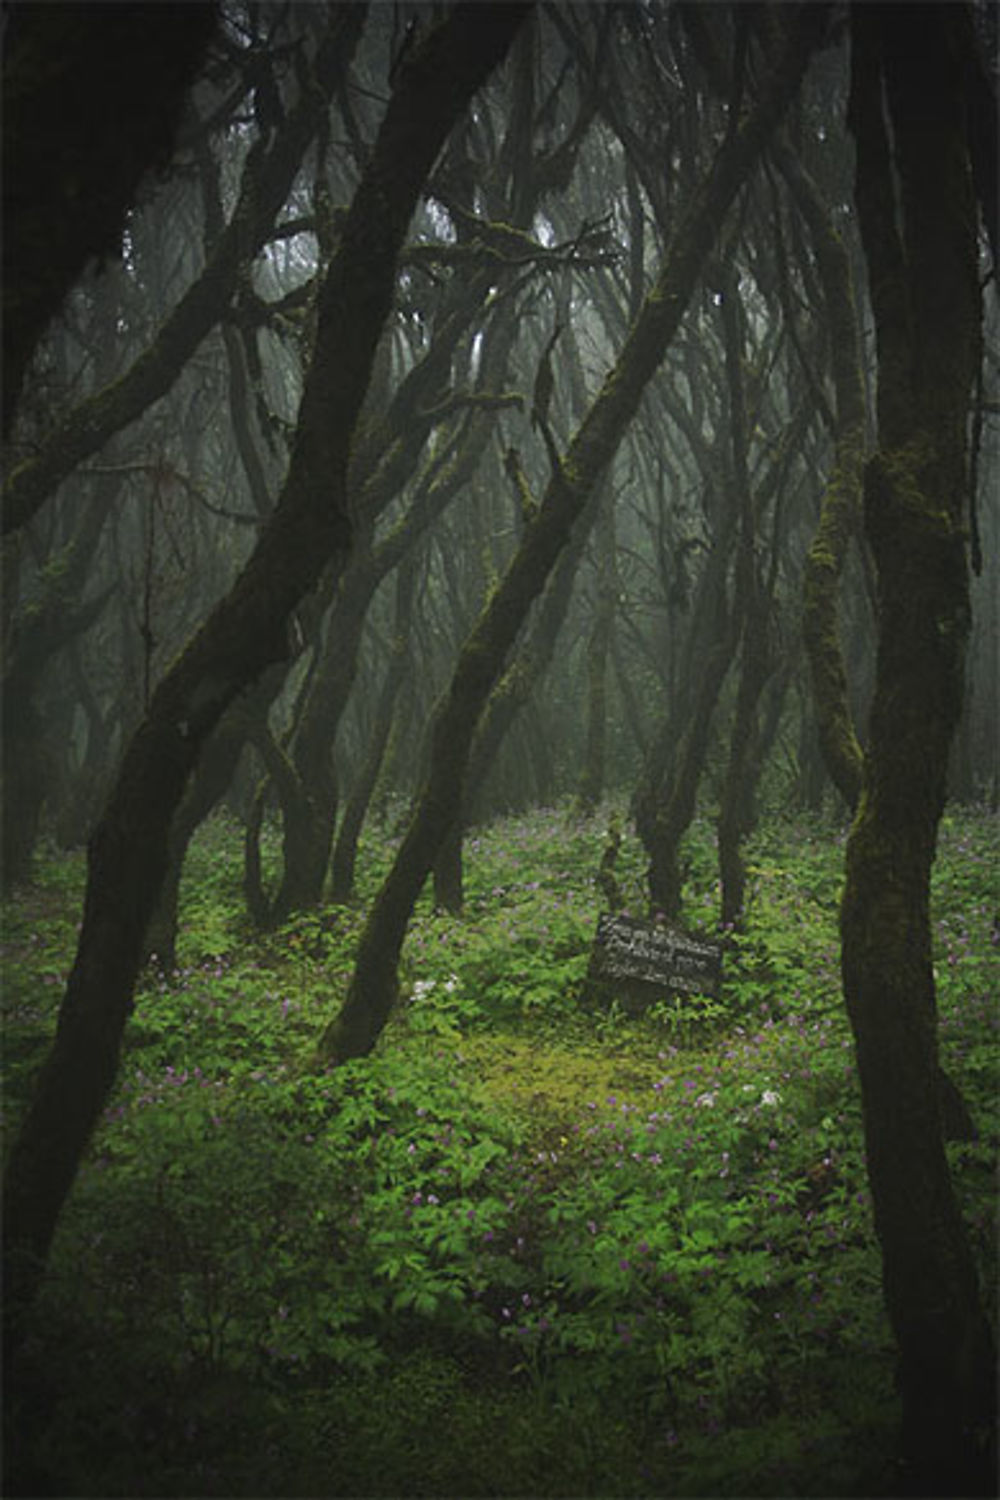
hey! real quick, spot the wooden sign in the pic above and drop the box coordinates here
[587,913,723,1010]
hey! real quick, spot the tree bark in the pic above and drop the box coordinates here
[841,8,996,1492]
[2,1,531,1342]
[321,5,830,1063]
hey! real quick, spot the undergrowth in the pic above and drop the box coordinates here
[2,803,997,1497]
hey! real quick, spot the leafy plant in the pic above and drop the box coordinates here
[3,802,997,1497]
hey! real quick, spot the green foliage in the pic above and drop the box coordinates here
[3,802,997,1497]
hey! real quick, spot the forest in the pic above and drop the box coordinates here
[1,2,998,1497]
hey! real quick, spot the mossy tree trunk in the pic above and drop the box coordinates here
[779,142,867,814]
[840,8,996,1492]
[321,6,829,1064]
[2,1,531,1342]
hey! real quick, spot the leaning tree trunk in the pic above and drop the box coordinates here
[321,6,830,1064]
[1,2,530,1345]
[840,9,996,1494]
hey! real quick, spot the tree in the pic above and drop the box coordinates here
[2,12,350,539]
[321,4,830,1064]
[2,0,531,1345]
[1,1,218,437]
[840,7,996,1492]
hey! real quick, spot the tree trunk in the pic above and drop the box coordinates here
[2,2,530,1343]
[636,519,736,918]
[143,671,285,967]
[780,142,867,814]
[632,499,732,861]
[432,825,465,915]
[332,564,415,905]
[714,257,767,931]
[576,500,617,814]
[321,7,829,1063]
[792,681,826,811]
[840,9,996,1491]
[717,601,772,930]
[646,609,735,920]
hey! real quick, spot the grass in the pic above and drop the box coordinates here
[2,801,997,1497]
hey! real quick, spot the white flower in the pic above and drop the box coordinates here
[760,1089,781,1107]
[412,979,436,1001]
[695,1091,717,1108]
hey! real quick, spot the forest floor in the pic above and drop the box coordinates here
[2,801,997,1498]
